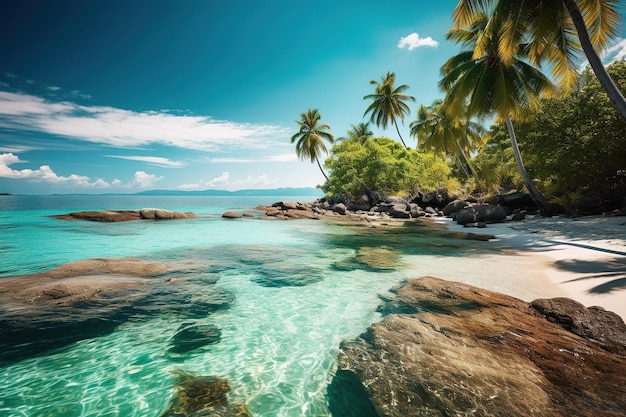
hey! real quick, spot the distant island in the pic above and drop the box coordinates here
[46,187,324,197]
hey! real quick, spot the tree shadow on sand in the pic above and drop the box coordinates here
[556,257,626,295]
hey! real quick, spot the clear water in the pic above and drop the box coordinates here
[0,195,560,417]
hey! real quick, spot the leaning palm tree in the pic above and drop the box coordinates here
[291,108,334,181]
[452,0,626,120]
[441,12,555,214]
[347,122,374,144]
[410,99,485,183]
[363,71,415,149]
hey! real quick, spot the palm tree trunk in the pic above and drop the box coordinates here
[393,119,409,149]
[505,115,551,215]
[562,0,626,121]
[454,137,482,187]
[316,157,329,182]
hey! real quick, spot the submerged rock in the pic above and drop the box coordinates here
[0,258,231,364]
[160,371,251,417]
[169,323,222,353]
[329,276,626,417]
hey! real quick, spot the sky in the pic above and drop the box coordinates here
[1,1,625,195]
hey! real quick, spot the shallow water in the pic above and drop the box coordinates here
[0,195,560,416]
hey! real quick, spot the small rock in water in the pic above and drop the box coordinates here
[160,371,252,417]
[169,323,222,353]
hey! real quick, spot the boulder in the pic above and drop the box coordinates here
[496,192,536,210]
[329,277,626,417]
[456,205,507,225]
[221,211,242,219]
[283,209,321,220]
[575,194,604,215]
[333,203,347,215]
[442,199,468,216]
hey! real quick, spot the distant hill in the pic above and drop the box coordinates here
[133,187,324,197]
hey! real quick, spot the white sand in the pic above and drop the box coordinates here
[439,215,626,320]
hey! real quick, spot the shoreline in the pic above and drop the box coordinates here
[438,214,626,320]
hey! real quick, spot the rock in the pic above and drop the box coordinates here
[531,298,626,356]
[333,203,347,215]
[265,207,281,216]
[442,199,468,216]
[329,277,626,417]
[465,232,496,241]
[275,201,298,210]
[283,209,320,220]
[169,323,222,353]
[53,209,195,222]
[0,258,230,365]
[222,211,242,219]
[496,192,536,210]
[511,211,526,221]
[456,205,507,225]
[575,194,604,215]
[160,371,251,417]
[387,205,410,218]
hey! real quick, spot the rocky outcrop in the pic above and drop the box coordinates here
[329,277,626,417]
[160,371,251,417]
[0,258,232,364]
[53,209,195,222]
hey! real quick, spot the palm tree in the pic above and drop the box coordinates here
[291,108,334,181]
[410,99,485,183]
[347,122,374,144]
[363,71,415,149]
[441,12,555,214]
[452,0,626,120]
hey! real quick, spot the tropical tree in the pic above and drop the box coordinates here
[291,108,334,181]
[452,0,626,120]
[441,12,556,214]
[409,99,485,183]
[346,122,374,144]
[322,136,454,196]
[363,71,416,149]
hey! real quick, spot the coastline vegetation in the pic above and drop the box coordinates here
[292,1,626,215]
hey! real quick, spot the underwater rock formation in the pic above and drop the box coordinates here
[329,276,626,417]
[0,258,232,364]
[160,371,251,417]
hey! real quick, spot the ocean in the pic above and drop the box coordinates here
[0,195,558,417]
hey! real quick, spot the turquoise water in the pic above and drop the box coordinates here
[0,195,499,417]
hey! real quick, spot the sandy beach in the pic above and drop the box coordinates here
[440,215,626,320]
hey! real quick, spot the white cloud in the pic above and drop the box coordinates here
[106,155,186,168]
[130,171,163,188]
[603,38,626,64]
[268,153,298,162]
[208,157,256,163]
[179,171,279,190]
[398,32,439,50]
[0,152,163,189]
[0,91,290,152]
[0,152,108,187]
[205,171,231,187]
[208,153,297,163]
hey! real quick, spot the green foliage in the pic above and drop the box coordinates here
[321,136,453,196]
[472,125,524,192]
[512,60,626,196]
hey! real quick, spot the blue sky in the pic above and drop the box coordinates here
[1,0,625,195]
